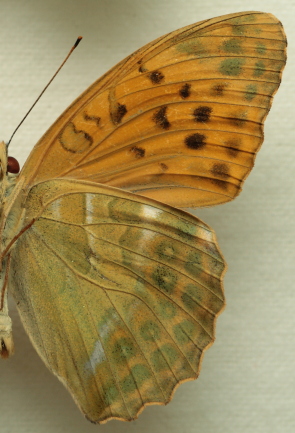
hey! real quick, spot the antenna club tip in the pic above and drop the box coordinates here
[74,36,83,48]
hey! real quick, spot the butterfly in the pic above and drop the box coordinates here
[0,11,286,424]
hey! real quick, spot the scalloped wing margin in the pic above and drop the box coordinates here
[9,179,225,422]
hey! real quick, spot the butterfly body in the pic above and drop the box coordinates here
[0,11,286,423]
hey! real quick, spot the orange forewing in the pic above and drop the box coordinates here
[19,11,286,208]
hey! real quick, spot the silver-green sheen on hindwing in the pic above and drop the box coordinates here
[9,180,225,421]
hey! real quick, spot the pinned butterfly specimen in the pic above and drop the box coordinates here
[0,11,286,424]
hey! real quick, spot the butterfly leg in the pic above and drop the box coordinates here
[0,254,14,358]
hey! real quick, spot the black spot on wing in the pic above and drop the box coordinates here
[193,106,212,123]
[148,70,164,84]
[225,138,241,157]
[211,178,228,190]
[138,60,148,73]
[229,111,248,128]
[111,102,127,125]
[179,83,191,99]
[210,163,230,190]
[211,163,230,179]
[185,133,206,149]
[160,163,168,171]
[59,122,93,153]
[131,146,145,158]
[152,106,170,130]
[212,83,227,97]
[84,112,101,127]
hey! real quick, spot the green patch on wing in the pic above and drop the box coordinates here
[140,321,161,341]
[181,284,204,312]
[242,14,257,22]
[253,60,266,77]
[158,299,177,319]
[161,344,178,366]
[244,84,258,101]
[173,320,196,344]
[231,13,257,24]
[152,266,178,294]
[103,383,120,404]
[219,58,245,76]
[132,364,152,385]
[256,42,266,55]
[185,250,203,278]
[232,25,246,36]
[221,38,243,54]
[108,197,142,223]
[175,38,207,57]
[121,374,137,393]
[155,240,178,261]
[151,345,178,372]
[174,218,197,241]
[112,337,136,364]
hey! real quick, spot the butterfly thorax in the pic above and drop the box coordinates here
[0,142,12,356]
[0,141,25,357]
[0,141,8,207]
[0,153,18,248]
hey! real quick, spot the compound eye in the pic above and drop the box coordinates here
[7,156,20,174]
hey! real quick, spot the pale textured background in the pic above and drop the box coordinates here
[0,0,294,432]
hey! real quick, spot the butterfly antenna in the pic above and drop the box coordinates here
[6,36,83,148]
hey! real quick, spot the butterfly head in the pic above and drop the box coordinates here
[7,156,20,175]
